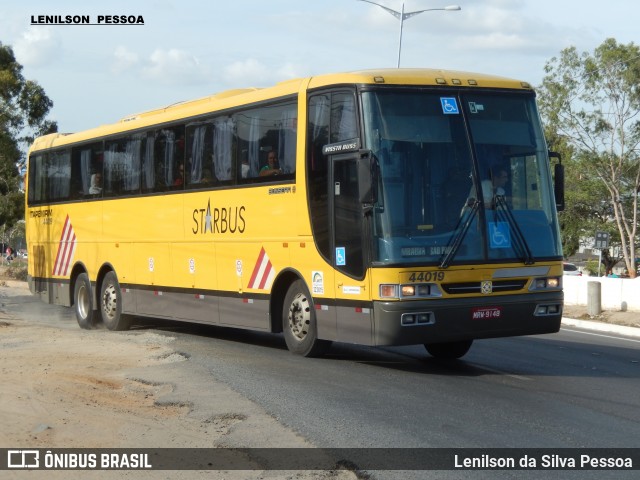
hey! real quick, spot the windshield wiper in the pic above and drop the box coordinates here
[440,200,479,268]
[493,195,534,265]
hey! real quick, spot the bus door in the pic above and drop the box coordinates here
[329,151,374,344]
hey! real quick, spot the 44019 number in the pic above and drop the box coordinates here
[408,271,445,282]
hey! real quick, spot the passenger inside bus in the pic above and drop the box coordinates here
[89,173,102,195]
[259,150,282,177]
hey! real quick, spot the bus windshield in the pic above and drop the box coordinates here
[362,89,562,266]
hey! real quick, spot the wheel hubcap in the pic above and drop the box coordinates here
[77,284,90,319]
[102,284,118,320]
[288,292,310,341]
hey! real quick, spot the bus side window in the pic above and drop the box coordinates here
[235,101,297,184]
[48,149,72,201]
[213,116,235,184]
[150,126,185,192]
[104,136,142,197]
[139,131,156,193]
[186,121,216,189]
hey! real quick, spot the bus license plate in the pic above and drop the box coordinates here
[471,307,502,320]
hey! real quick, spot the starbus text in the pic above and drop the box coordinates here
[192,205,246,235]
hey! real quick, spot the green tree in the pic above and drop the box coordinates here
[1,41,57,236]
[538,39,640,276]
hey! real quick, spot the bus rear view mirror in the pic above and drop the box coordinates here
[549,152,564,211]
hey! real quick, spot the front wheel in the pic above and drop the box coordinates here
[282,279,330,357]
[424,340,473,359]
[100,271,131,331]
[74,273,98,329]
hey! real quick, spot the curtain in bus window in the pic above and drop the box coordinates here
[104,143,120,194]
[124,135,142,192]
[213,117,234,181]
[48,150,71,200]
[278,107,297,174]
[80,149,92,194]
[248,115,260,178]
[190,125,206,184]
[30,154,47,203]
[143,132,155,190]
[331,93,357,143]
[309,94,330,172]
[161,129,175,188]
[311,95,329,139]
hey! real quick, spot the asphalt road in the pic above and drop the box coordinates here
[5,287,639,479]
[160,319,640,479]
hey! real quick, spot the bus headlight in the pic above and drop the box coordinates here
[531,277,561,290]
[380,284,438,299]
[401,285,415,296]
[546,278,560,288]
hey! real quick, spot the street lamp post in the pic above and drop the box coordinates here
[358,0,461,68]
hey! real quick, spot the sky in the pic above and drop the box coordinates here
[2,0,639,133]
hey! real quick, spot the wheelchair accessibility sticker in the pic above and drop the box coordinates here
[489,221,511,249]
[440,97,459,115]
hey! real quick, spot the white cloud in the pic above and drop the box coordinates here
[222,59,303,87]
[141,48,209,85]
[112,46,139,73]
[223,58,270,85]
[276,63,303,81]
[13,27,60,67]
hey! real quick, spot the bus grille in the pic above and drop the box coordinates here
[441,280,527,295]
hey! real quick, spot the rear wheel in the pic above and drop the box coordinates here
[74,273,98,329]
[282,279,330,357]
[100,271,131,331]
[424,340,473,359]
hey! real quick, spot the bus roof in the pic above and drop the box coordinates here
[29,68,532,153]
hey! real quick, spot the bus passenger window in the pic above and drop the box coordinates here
[213,116,235,183]
[186,121,216,189]
[235,101,297,183]
[151,126,185,191]
[71,142,103,198]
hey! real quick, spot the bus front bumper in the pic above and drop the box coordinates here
[371,291,563,346]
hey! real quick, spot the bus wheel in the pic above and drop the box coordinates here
[424,340,473,359]
[282,279,330,357]
[74,273,98,329]
[99,271,131,331]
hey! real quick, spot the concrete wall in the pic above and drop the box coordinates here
[563,275,640,312]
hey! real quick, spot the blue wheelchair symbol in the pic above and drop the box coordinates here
[336,247,346,266]
[489,222,511,249]
[440,97,459,115]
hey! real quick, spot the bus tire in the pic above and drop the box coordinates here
[99,271,131,331]
[74,273,98,329]
[424,340,473,359]
[282,279,330,357]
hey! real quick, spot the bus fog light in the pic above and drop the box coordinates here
[402,314,416,325]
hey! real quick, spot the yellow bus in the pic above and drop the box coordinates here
[26,69,564,359]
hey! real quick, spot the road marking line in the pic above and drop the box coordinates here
[561,327,640,344]
[472,365,532,381]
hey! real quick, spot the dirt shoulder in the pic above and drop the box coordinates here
[0,279,355,479]
[561,304,640,329]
